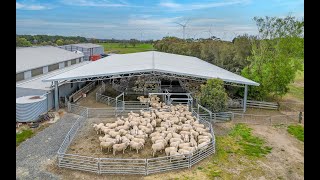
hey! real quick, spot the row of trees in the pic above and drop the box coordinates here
[154,35,254,74]
[16,35,89,47]
[154,15,304,100]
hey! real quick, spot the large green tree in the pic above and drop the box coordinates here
[198,78,228,112]
[16,37,32,47]
[242,15,304,100]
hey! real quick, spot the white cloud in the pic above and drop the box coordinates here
[61,0,131,7]
[16,19,118,29]
[158,0,250,11]
[16,2,51,10]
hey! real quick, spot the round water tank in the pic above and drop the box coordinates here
[16,95,47,122]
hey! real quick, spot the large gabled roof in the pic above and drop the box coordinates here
[43,51,259,86]
[16,46,84,73]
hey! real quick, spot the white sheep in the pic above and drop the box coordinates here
[93,123,104,134]
[100,141,115,152]
[170,141,181,148]
[178,142,191,149]
[115,135,122,143]
[132,138,145,145]
[109,131,121,138]
[129,141,144,153]
[152,142,165,157]
[165,147,177,156]
[113,142,129,156]
[170,138,183,144]
[178,149,193,155]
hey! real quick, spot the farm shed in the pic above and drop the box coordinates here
[43,51,259,112]
[16,46,85,82]
[16,61,90,122]
[59,43,104,61]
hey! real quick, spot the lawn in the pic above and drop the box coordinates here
[16,129,34,146]
[287,124,304,142]
[98,43,155,54]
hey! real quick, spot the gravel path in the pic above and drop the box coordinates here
[16,113,80,180]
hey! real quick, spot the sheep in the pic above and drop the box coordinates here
[170,141,181,148]
[190,135,197,147]
[178,149,193,155]
[135,134,148,140]
[198,138,211,144]
[128,111,140,117]
[172,133,182,139]
[98,135,112,142]
[151,136,165,144]
[152,143,165,157]
[119,129,128,136]
[154,139,167,147]
[113,142,129,156]
[115,135,122,143]
[151,120,157,127]
[195,127,207,135]
[170,138,183,144]
[182,134,190,142]
[165,147,177,156]
[125,134,134,140]
[129,141,144,153]
[106,122,117,129]
[109,131,121,138]
[121,136,130,143]
[100,141,115,152]
[178,143,191,149]
[132,138,145,145]
[180,146,197,152]
[198,141,210,150]
[93,123,104,134]
[115,125,130,131]
[201,132,213,138]
[115,118,125,126]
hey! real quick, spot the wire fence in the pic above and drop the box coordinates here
[57,108,215,175]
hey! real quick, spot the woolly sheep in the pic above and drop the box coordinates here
[129,141,144,153]
[152,143,165,157]
[113,142,129,156]
[165,147,177,156]
[100,141,115,152]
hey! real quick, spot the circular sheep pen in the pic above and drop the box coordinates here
[58,95,215,175]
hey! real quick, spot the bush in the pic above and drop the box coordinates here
[198,78,228,112]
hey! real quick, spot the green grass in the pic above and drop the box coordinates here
[285,69,304,101]
[287,125,304,142]
[16,129,34,146]
[98,43,154,54]
[229,124,272,157]
[203,123,271,179]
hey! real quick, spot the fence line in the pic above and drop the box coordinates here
[69,81,96,103]
[57,108,215,175]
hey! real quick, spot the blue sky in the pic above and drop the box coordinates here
[16,0,304,41]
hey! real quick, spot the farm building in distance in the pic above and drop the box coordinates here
[16,45,97,122]
[59,43,104,61]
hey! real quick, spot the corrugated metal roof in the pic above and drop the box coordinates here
[16,46,84,73]
[65,43,102,48]
[16,61,90,91]
[43,51,259,86]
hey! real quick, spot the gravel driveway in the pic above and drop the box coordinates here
[16,113,80,180]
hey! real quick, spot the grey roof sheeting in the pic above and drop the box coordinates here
[16,46,84,73]
[16,61,90,91]
[43,51,259,86]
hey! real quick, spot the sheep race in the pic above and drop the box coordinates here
[66,94,213,161]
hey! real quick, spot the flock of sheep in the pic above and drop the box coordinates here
[93,96,213,158]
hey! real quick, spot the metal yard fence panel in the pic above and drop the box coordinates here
[123,101,149,111]
[246,100,278,110]
[99,158,147,175]
[96,93,118,106]
[88,108,117,118]
[58,106,216,175]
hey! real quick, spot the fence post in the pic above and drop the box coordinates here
[188,155,191,168]
[97,158,101,175]
[299,112,302,123]
[213,113,216,123]
[269,116,272,125]
[145,159,148,175]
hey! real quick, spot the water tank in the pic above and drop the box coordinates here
[16,95,47,122]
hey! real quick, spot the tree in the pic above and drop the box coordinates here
[16,37,32,47]
[56,39,64,46]
[129,39,139,47]
[197,78,228,112]
[242,15,304,100]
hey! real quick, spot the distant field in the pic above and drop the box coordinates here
[99,43,154,54]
